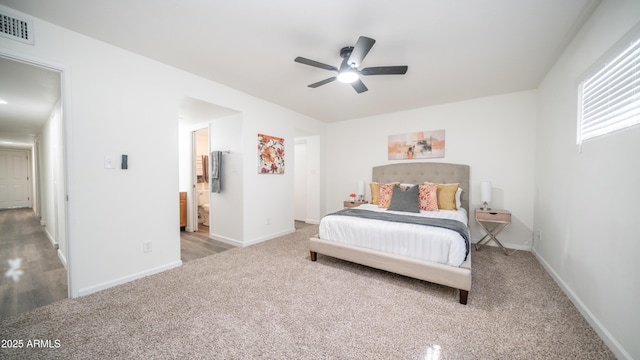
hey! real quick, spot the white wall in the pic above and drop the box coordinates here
[240,106,325,245]
[38,98,67,266]
[326,91,537,246]
[0,8,325,296]
[209,113,244,245]
[535,1,640,359]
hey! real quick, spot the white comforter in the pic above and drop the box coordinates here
[319,204,469,267]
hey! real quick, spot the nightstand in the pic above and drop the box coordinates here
[344,200,367,208]
[475,208,512,255]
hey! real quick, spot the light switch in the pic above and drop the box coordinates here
[104,155,115,169]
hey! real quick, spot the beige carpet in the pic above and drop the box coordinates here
[0,225,613,359]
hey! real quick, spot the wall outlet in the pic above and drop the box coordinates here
[265,217,270,225]
[143,241,152,253]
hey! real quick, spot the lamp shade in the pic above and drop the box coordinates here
[357,180,366,196]
[480,181,492,203]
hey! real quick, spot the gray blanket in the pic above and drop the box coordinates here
[327,208,469,259]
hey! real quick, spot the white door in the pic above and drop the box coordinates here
[0,149,31,209]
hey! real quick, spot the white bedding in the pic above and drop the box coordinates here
[319,204,469,267]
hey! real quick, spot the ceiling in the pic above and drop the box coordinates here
[0,56,60,149]
[0,0,600,146]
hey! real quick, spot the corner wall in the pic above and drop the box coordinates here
[534,1,640,359]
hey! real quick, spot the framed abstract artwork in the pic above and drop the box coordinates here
[258,133,285,174]
[388,130,445,160]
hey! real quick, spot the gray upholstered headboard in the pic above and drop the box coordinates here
[372,162,470,217]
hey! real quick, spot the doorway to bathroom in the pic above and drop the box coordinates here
[194,127,210,232]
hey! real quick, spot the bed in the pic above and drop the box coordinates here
[309,162,472,304]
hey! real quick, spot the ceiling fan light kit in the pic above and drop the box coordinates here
[294,36,408,93]
[337,69,358,83]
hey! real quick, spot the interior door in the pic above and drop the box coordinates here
[0,149,31,209]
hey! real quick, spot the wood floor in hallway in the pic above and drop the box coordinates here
[180,224,235,262]
[0,208,67,320]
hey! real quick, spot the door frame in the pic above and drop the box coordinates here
[0,48,74,298]
[190,125,210,233]
[190,130,199,232]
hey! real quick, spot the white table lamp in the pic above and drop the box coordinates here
[480,181,492,210]
[357,180,366,201]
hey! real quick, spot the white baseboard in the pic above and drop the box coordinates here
[244,228,296,247]
[77,261,182,298]
[295,218,319,225]
[532,249,631,360]
[211,228,296,248]
[57,248,67,269]
[471,237,532,251]
[209,233,244,247]
[44,227,58,249]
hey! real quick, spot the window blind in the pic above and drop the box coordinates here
[578,37,640,146]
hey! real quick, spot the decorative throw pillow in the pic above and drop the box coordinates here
[456,187,463,209]
[419,183,439,211]
[436,183,459,210]
[388,185,420,213]
[370,182,380,205]
[378,183,397,208]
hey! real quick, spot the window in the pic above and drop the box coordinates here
[577,33,640,147]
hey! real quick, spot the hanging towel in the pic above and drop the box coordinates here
[211,151,222,193]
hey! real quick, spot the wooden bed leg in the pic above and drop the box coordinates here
[310,251,317,261]
[459,290,469,305]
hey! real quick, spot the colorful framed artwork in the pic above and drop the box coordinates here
[388,130,445,160]
[258,133,285,174]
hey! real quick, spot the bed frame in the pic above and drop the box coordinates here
[309,162,472,304]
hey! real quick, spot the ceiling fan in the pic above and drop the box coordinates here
[294,36,408,93]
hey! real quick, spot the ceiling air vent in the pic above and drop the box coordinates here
[0,9,34,45]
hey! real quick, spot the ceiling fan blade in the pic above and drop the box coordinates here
[360,66,408,75]
[351,78,368,93]
[347,36,375,67]
[308,77,337,88]
[295,57,338,72]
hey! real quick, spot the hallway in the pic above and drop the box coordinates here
[0,208,67,320]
